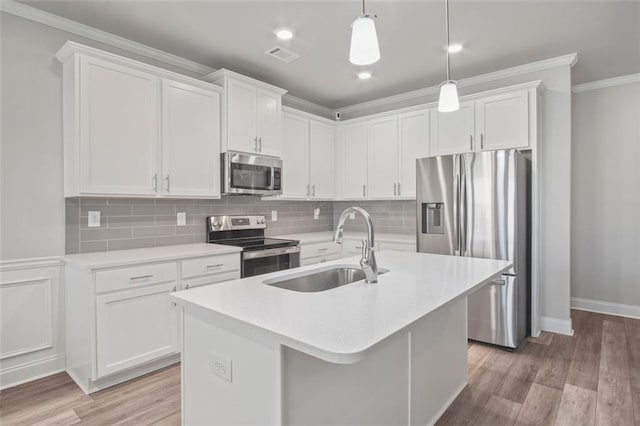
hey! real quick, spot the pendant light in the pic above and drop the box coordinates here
[349,0,380,66]
[438,0,460,112]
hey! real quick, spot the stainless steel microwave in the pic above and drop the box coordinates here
[221,151,282,196]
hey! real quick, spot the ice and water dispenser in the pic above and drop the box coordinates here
[422,203,444,234]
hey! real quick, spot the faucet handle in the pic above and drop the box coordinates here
[361,239,369,258]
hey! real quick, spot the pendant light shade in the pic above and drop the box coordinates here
[438,80,459,112]
[349,15,380,65]
[437,0,459,112]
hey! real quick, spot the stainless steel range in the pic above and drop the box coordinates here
[207,215,300,278]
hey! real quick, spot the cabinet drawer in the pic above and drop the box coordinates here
[182,269,241,290]
[300,242,340,260]
[379,241,416,252]
[181,253,240,279]
[95,262,177,293]
[301,253,340,266]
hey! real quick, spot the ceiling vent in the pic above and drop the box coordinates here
[265,46,301,63]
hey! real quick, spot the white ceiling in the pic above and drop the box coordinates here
[18,0,640,109]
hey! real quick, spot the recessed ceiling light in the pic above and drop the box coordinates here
[447,43,463,54]
[358,71,372,80]
[276,29,294,40]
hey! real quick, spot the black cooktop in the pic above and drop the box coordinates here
[213,237,298,251]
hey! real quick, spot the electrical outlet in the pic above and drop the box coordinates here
[211,353,232,382]
[314,207,320,220]
[88,211,101,228]
[271,210,278,221]
[349,212,356,220]
[177,212,186,226]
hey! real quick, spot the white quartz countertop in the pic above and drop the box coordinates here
[64,243,241,269]
[171,251,511,364]
[275,231,414,245]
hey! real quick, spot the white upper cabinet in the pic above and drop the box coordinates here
[309,120,335,199]
[281,109,336,200]
[341,123,369,199]
[476,90,529,151]
[282,112,311,199]
[368,115,399,199]
[78,56,161,196]
[227,79,258,153]
[57,42,222,199]
[398,109,430,198]
[162,80,221,198]
[430,101,475,156]
[205,69,286,157]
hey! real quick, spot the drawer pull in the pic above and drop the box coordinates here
[130,274,153,281]
[317,248,328,252]
[206,264,224,270]
[354,246,363,249]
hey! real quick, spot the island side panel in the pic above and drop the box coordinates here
[410,296,468,425]
[282,332,410,426]
[181,307,282,425]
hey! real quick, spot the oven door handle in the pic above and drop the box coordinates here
[243,246,301,260]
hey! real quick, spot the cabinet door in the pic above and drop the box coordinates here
[368,115,399,199]
[430,101,475,156]
[398,110,430,198]
[309,120,335,199]
[227,79,257,153]
[80,56,160,195]
[256,89,282,157]
[282,113,310,198]
[95,282,178,377]
[162,80,221,198]
[476,91,529,151]
[340,123,369,199]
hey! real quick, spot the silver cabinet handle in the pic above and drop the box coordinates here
[185,284,190,290]
[130,274,153,281]
[312,184,316,197]
[317,247,328,252]
[258,137,262,152]
[254,137,258,152]
[469,135,473,151]
[206,263,224,270]
[355,245,363,249]
[394,182,397,196]
[306,184,310,197]
[362,184,366,197]
[480,133,484,149]
[398,182,401,196]
[165,175,170,192]
[152,173,158,192]
[172,286,177,292]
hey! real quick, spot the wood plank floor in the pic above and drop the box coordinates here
[1,310,638,425]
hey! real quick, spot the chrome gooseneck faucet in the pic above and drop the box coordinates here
[334,207,378,283]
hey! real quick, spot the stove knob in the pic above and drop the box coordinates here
[213,221,222,228]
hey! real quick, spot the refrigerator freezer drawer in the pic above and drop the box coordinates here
[468,275,525,349]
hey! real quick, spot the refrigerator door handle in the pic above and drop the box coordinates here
[460,155,467,257]
[453,155,461,256]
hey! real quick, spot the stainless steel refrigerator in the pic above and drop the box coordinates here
[416,149,531,349]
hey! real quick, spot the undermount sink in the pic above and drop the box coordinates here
[264,264,389,293]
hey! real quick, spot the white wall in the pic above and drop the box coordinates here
[0,12,201,261]
[571,82,640,313]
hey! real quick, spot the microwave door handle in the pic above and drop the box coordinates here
[269,166,275,190]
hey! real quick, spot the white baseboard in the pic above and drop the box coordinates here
[0,353,66,390]
[540,316,574,336]
[571,297,640,320]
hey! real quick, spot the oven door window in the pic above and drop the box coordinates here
[230,163,271,190]
[242,252,298,278]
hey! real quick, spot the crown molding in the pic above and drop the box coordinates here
[336,53,577,116]
[572,73,640,93]
[0,0,214,75]
[282,95,335,119]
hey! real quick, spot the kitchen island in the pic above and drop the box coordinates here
[171,250,511,425]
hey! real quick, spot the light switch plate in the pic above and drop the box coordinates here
[211,353,232,382]
[177,212,186,226]
[88,211,101,228]
[314,208,320,220]
[271,210,278,221]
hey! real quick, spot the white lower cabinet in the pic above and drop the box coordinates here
[65,250,241,394]
[300,241,341,266]
[96,282,179,377]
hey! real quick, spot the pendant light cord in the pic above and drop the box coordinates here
[362,0,366,16]
[445,0,451,81]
